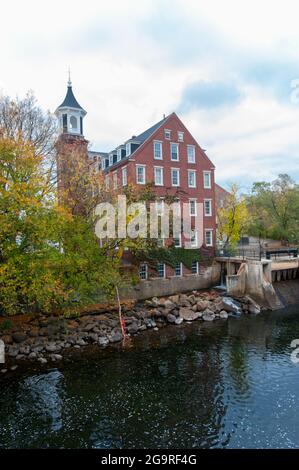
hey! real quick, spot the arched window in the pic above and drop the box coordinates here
[70,115,77,130]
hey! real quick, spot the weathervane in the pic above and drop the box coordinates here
[67,67,72,87]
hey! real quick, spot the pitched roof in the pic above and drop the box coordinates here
[58,85,84,110]
[133,116,167,143]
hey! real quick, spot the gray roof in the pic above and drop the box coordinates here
[58,85,84,110]
[133,116,166,143]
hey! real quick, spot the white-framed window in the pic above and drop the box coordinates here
[190,230,198,247]
[170,143,179,161]
[173,234,181,247]
[157,263,165,278]
[191,261,198,274]
[139,264,148,280]
[171,168,180,187]
[126,142,131,156]
[153,141,163,160]
[187,145,196,163]
[205,229,213,247]
[174,262,182,276]
[155,199,165,215]
[136,165,146,184]
[204,199,212,216]
[178,131,184,142]
[105,174,110,189]
[154,166,164,186]
[109,154,113,166]
[113,171,118,189]
[189,199,197,216]
[164,129,171,140]
[188,170,196,188]
[203,171,211,189]
[117,148,122,162]
[122,166,127,186]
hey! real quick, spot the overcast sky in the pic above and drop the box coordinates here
[1,0,299,189]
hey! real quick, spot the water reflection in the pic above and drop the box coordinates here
[0,306,299,448]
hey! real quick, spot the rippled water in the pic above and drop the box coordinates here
[1,305,299,449]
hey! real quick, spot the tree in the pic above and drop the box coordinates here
[0,136,122,315]
[247,174,299,245]
[217,184,249,249]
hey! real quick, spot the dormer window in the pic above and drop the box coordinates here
[109,154,114,166]
[126,143,131,156]
[117,148,122,162]
[164,129,171,140]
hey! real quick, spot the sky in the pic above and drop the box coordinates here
[1,0,299,190]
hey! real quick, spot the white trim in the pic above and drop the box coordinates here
[122,166,127,186]
[174,262,183,277]
[126,142,131,157]
[177,131,184,142]
[173,233,182,248]
[139,264,148,280]
[153,140,163,160]
[188,169,196,188]
[190,230,198,248]
[136,164,146,184]
[187,144,196,163]
[171,167,180,187]
[189,198,197,216]
[205,229,214,247]
[203,171,212,189]
[191,260,199,275]
[170,142,179,161]
[154,166,164,186]
[164,129,171,140]
[204,199,212,216]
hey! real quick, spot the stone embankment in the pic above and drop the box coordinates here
[0,290,262,373]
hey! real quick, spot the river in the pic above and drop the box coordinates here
[0,304,299,449]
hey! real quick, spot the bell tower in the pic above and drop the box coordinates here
[55,74,89,211]
[55,71,87,136]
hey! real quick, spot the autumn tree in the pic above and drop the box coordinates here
[246,174,299,245]
[217,184,250,249]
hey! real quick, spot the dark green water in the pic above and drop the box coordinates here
[1,305,299,449]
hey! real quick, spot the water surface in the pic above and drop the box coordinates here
[1,305,299,449]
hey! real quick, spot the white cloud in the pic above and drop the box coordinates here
[1,0,299,185]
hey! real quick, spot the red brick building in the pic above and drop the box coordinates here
[55,81,217,280]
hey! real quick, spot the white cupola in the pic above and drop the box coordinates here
[55,74,87,136]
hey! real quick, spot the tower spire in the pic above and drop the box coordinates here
[68,66,72,87]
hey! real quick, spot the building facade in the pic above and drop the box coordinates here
[55,81,217,280]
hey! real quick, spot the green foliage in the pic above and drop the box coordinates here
[139,247,210,270]
[247,174,299,245]
[0,136,122,315]
[0,319,12,331]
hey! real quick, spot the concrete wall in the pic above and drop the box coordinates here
[126,262,221,300]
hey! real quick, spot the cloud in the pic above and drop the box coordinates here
[178,80,242,112]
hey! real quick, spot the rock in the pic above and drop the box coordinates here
[8,348,18,357]
[10,365,18,371]
[11,332,27,343]
[1,369,7,374]
[88,333,99,342]
[28,352,37,359]
[248,304,261,315]
[83,323,95,332]
[1,334,12,344]
[179,307,200,322]
[46,343,59,353]
[179,294,191,307]
[163,300,176,310]
[19,345,31,355]
[98,337,109,347]
[28,328,39,338]
[175,317,183,325]
[166,313,176,324]
[202,310,216,321]
[153,327,159,331]
[126,322,139,334]
[38,357,47,364]
[16,354,25,360]
[196,300,209,311]
[74,345,81,349]
[108,331,122,343]
[76,338,86,346]
[138,324,147,331]
[219,310,229,319]
[51,354,63,361]
[188,295,196,305]
[168,294,180,304]
[219,297,242,314]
